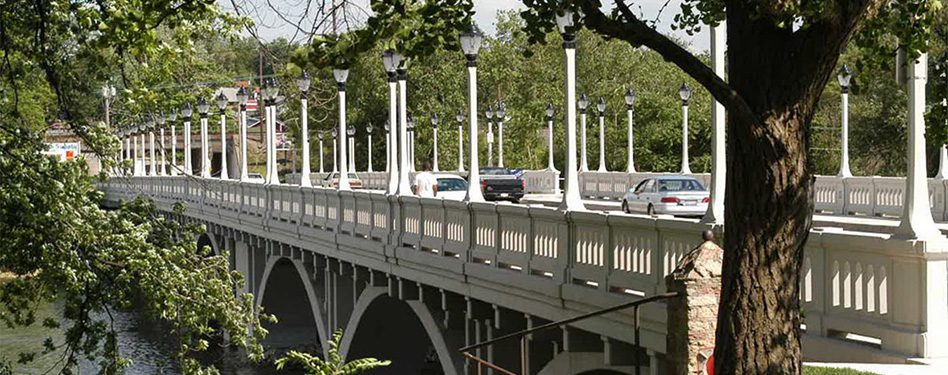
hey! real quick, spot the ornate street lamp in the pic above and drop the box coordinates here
[181,102,193,175]
[197,97,211,178]
[460,23,484,201]
[596,97,607,172]
[334,67,351,190]
[317,131,325,174]
[236,86,250,181]
[431,114,439,171]
[837,65,853,177]
[216,92,229,179]
[555,7,583,210]
[383,49,404,194]
[347,124,356,172]
[578,93,589,172]
[679,83,693,174]
[297,72,313,186]
[625,88,636,173]
[407,116,416,172]
[366,124,374,172]
[156,113,167,176]
[167,109,178,176]
[496,102,506,167]
[545,103,557,172]
[485,105,494,166]
[331,127,338,173]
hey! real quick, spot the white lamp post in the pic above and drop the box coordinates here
[578,93,589,172]
[216,92,229,180]
[456,110,465,172]
[148,117,157,176]
[197,97,211,178]
[486,105,494,166]
[264,79,281,185]
[347,124,356,172]
[556,8,584,211]
[317,132,325,174]
[679,83,692,174]
[460,24,484,201]
[236,87,250,181]
[431,114,440,171]
[168,110,178,176]
[334,67,351,190]
[837,65,853,177]
[596,97,607,172]
[383,49,403,194]
[156,113,167,176]
[938,55,948,179]
[702,22,726,224]
[624,89,636,173]
[407,116,416,172]
[545,103,557,172]
[297,72,312,187]
[182,103,193,175]
[367,124,374,172]
[396,60,412,195]
[496,103,506,168]
[332,128,338,173]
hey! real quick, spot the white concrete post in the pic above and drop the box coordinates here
[266,102,280,185]
[409,128,416,172]
[239,106,249,181]
[487,120,494,166]
[170,124,178,176]
[458,124,465,172]
[547,118,557,172]
[131,135,138,176]
[337,86,351,191]
[368,131,374,172]
[396,70,412,195]
[219,112,228,180]
[184,119,192,175]
[597,113,606,172]
[838,90,853,177]
[159,127,167,175]
[386,78,399,194]
[937,145,948,179]
[349,136,355,172]
[300,98,312,187]
[680,103,692,174]
[897,53,942,240]
[626,105,636,173]
[559,38,584,211]
[332,134,338,173]
[498,120,504,168]
[433,126,439,171]
[149,131,156,176]
[318,137,325,174]
[580,111,588,172]
[200,115,210,178]
[465,63,484,201]
[702,22,726,224]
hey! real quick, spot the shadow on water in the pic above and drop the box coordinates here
[0,301,306,374]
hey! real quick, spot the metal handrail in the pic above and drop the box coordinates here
[459,291,680,375]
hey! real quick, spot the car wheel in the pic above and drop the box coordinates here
[621,200,630,213]
[511,198,521,204]
[647,204,655,216]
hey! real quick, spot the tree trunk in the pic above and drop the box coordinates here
[713,4,865,374]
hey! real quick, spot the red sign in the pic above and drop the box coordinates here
[245,99,258,112]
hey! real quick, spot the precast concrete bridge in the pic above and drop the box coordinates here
[99,173,948,374]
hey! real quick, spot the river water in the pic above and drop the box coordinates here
[0,302,295,374]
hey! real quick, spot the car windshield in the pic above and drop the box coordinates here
[438,178,468,191]
[658,179,705,192]
[324,173,359,179]
[480,168,510,175]
[248,173,263,179]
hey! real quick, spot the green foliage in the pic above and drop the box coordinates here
[275,329,390,375]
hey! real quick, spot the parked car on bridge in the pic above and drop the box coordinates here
[621,176,709,217]
[246,173,265,184]
[479,167,524,203]
[434,174,468,201]
[322,172,363,189]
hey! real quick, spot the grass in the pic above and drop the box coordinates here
[804,366,880,375]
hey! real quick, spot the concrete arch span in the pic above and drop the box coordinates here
[538,352,638,375]
[339,287,463,375]
[196,232,220,256]
[255,256,328,356]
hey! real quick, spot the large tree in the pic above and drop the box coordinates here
[297,0,940,373]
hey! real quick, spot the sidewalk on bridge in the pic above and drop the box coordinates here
[804,360,948,375]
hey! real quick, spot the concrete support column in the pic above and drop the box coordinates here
[702,22,726,225]
[300,98,311,187]
[666,232,723,375]
[559,41,584,211]
[897,53,941,240]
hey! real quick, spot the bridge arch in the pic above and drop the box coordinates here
[195,232,219,256]
[339,287,462,375]
[537,351,636,375]
[255,256,328,356]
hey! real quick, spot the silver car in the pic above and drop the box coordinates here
[621,176,709,216]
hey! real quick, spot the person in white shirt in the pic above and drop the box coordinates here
[412,160,439,198]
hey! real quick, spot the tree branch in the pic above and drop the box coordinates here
[577,1,756,125]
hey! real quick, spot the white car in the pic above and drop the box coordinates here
[434,174,468,201]
[246,173,265,184]
[621,176,709,217]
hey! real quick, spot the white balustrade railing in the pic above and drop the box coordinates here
[812,175,948,220]
[97,176,948,358]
